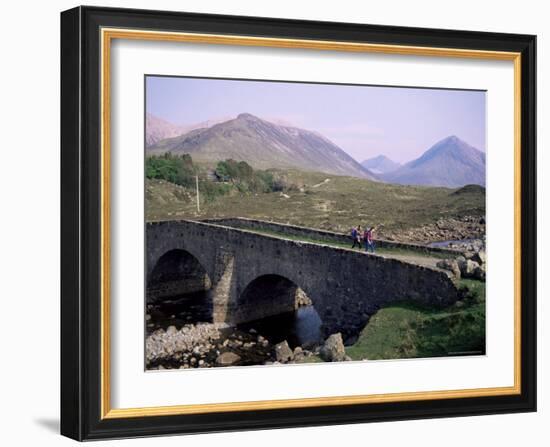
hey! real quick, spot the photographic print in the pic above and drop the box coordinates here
[144,76,487,370]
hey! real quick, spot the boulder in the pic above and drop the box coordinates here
[473,264,486,281]
[294,288,313,307]
[436,259,461,278]
[320,333,346,362]
[274,341,294,363]
[292,346,304,361]
[472,251,487,265]
[215,351,241,366]
[458,258,480,278]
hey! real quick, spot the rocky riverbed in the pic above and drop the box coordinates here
[145,323,349,369]
[145,290,335,370]
[145,315,353,370]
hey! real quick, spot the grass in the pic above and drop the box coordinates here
[346,278,486,361]
[145,167,485,236]
[297,355,323,364]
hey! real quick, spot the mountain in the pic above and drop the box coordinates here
[148,113,377,180]
[146,114,232,147]
[381,136,485,188]
[146,114,185,146]
[361,155,401,174]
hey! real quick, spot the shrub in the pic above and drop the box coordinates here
[146,153,195,188]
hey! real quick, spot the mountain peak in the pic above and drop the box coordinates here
[361,155,401,174]
[381,135,485,188]
[237,112,259,120]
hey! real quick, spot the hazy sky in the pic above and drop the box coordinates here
[146,76,486,163]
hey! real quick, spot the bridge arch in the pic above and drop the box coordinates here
[232,274,320,325]
[146,248,212,303]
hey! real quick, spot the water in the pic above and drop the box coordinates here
[428,238,478,248]
[146,290,212,335]
[147,291,323,349]
[238,306,323,349]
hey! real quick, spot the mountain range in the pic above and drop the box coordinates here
[148,113,377,180]
[146,113,485,188]
[361,155,401,174]
[380,136,486,188]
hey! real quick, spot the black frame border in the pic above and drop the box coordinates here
[61,6,536,441]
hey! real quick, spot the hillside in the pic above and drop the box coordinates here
[148,113,377,180]
[361,155,401,174]
[146,167,485,241]
[382,136,486,187]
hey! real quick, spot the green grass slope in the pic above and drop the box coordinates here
[146,168,485,237]
[346,279,485,360]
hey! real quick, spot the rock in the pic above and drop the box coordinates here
[292,346,304,361]
[274,341,294,363]
[320,333,346,362]
[472,251,487,265]
[166,325,177,335]
[294,288,312,307]
[436,259,461,278]
[216,351,241,366]
[458,258,480,278]
[473,264,486,281]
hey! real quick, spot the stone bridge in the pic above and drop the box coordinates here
[146,220,460,339]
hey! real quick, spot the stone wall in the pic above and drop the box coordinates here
[201,217,461,256]
[147,220,460,339]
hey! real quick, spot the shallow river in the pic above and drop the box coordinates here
[147,290,324,354]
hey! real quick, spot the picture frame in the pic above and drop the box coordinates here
[60,5,537,441]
